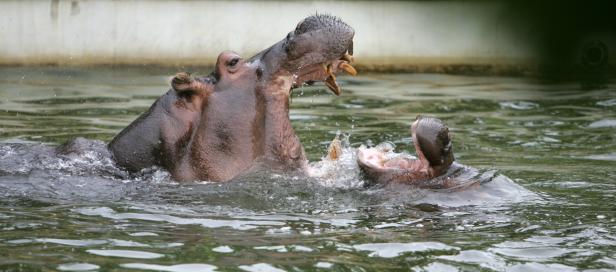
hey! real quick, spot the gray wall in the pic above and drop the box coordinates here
[7,0,614,78]
[0,0,540,68]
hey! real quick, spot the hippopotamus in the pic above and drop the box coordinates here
[108,15,356,182]
[357,116,481,190]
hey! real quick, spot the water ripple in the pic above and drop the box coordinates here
[353,242,458,258]
[120,263,217,272]
[588,119,616,128]
[86,249,163,259]
[238,263,285,272]
[1,70,614,270]
[74,207,286,230]
[57,263,100,271]
[499,101,539,110]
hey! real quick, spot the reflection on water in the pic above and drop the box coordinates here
[0,67,615,271]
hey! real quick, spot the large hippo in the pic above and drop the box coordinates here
[108,15,356,182]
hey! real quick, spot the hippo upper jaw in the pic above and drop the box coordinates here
[251,14,356,96]
[411,116,454,177]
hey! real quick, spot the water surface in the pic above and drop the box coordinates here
[1,67,615,271]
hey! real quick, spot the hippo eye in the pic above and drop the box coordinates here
[227,58,239,67]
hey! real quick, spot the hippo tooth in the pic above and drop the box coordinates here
[341,53,354,63]
[340,62,357,76]
[325,74,341,96]
[324,64,341,95]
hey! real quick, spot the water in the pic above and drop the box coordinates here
[1,66,615,271]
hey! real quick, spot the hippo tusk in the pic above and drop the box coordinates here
[321,60,356,95]
[341,52,354,63]
[325,74,341,96]
[339,62,357,76]
[324,63,341,96]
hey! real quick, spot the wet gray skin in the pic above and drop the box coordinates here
[107,14,356,182]
[412,116,455,176]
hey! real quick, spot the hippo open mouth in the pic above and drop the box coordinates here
[287,15,356,95]
[291,45,356,95]
[253,14,356,95]
[357,116,458,188]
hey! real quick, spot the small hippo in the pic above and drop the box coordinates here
[108,15,356,182]
[357,116,479,190]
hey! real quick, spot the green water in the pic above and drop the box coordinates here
[0,67,615,271]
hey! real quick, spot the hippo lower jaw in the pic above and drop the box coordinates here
[356,146,433,186]
[290,52,357,96]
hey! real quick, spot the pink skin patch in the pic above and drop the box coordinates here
[357,117,431,173]
[356,147,386,168]
[357,146,428,174]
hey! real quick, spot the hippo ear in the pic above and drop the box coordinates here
[171,72,194,93]
[171,72,212,97]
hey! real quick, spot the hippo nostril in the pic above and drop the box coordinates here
[255,67,263,79]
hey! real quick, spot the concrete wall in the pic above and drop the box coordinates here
[5,0,616,78]
[0,0,540,68]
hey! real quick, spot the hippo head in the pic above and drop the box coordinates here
[137,15,357,181]
[187,14,355,96]
[252,14,356,95]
